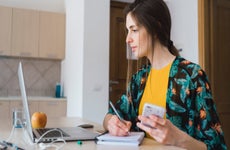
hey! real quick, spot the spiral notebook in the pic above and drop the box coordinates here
[96,132,145,146]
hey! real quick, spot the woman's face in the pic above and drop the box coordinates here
[126,13,151,58]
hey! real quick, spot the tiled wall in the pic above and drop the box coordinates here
[0,57,61,97]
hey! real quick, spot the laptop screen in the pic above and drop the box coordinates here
[17,62,100,143]
[18,62,34,142]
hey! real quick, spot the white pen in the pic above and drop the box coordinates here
[109,101,130,135]
[109,101,123,120]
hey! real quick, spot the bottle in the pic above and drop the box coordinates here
[55,83,61,98]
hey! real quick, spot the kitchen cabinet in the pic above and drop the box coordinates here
[11,8,39,57]
[9,100,39,123]
[38,100,67,118]
[0,98,67,124]
[0,6,12,56]
[10,100,39,117]
[0,5,65,59]
[0,101,10,119]
[0,6,65,59]
[39,11,65,59]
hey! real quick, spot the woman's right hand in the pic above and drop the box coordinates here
[106,114,132,136]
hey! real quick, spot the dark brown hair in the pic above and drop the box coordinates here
[124,0,179,56]
[124,0,179,97]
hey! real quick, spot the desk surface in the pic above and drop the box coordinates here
[0,117,184,150]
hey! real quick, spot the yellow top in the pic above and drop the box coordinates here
[139,62,172,117]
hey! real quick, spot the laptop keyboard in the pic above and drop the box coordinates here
[36,128,69,138]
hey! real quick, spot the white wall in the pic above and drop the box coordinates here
[82,0,110,122]
[62,0,84,119]
[167,0,198,63]
[63,0,109,124]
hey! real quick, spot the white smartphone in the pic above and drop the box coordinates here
[141,103,165,128]
[142,103,165,118]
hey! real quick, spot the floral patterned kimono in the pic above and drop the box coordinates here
[108,56,227,150]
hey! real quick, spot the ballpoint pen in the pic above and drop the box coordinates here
[109,101,130,134]
[109,101,123,121]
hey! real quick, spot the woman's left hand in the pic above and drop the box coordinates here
[136,115,186,146]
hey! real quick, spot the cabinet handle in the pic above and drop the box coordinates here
[47,53,57,58]
[47,102,58,105]
[20,52,31,56]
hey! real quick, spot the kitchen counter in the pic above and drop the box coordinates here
[0,96,67,101]
[0,97,67,118]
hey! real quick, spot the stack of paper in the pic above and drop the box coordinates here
[96,132,145,146]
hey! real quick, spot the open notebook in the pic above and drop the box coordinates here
[96,132,145,146]
[18,62,99,143]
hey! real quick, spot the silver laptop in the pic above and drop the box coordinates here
[18,62,99,143]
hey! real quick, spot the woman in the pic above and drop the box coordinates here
[103,0,227,149]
